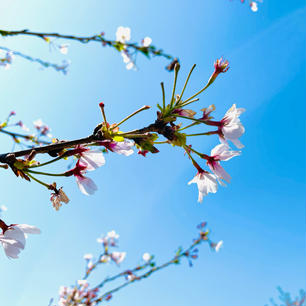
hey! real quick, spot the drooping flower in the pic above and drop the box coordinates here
[67,145,105,171]
[50,188,69,211]
[188,171,218,203]
[219,104,245,148]
[116,26,131,43]
[0,221,40,259]
[99,140,134,156]
[65,160,97,196]
[205,144,240,183]
[142,37,152,47]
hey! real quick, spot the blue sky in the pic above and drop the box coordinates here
[0,1,305,305]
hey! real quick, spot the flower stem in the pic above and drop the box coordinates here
[170,64,180,108]
[161,82,166,111]
[29,155,64,168]
[26,169,67,177]
[25,172,50,189]
[176,64,196,106]
[111,105,150,130]
[186,131,218,137]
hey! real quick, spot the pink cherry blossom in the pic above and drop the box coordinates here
[66,160,97,196]
[68,145,106,171]
[99,140,134,156]
[111,251,126,264]
[188,171,218,203]
[200,104,215,120]
[206,144,240,183]
[219,104,245,148]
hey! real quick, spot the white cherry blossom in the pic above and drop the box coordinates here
[220,104,245,149]
[207,144,240,183]
[188,171,218,203]
[116,26,131,43]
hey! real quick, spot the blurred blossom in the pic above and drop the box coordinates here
[116,26,131,43]
[142,252,151,262]
[0,51,13,69]
[211,240,223,252]
[83,253,93,260]
[142,36,152,47]
[58,44,69,54]
[111,251,126,264]
[250,1,258,12]
[77,279,88,287]
[121,51,136,70]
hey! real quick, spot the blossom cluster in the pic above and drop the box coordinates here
[54,222,221,306]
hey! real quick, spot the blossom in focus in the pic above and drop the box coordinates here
[188,171,218,203]
[142,36,152,47]
[214,57,229,76]
[206,144,240,183]
[0,222,40,259]
[219,104,245,149]
[99,140,134,156]
[50,188,69,211]
[66,160,97,196]
[116,26,131,43]
[68,145,106,171]
[111,251,126,264]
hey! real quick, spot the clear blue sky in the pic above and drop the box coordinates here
[0,1,305,305]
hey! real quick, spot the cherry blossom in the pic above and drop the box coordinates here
[188,171,218,203]
[65,160,97,196]
[0,222,40,259]
[111,251,126,265]
[58,44,69,54]
[250,1,258,12]
[121,51,136,70]
[142,252,152,262]
[219,104,245,149]
[99,139,134,156]
[116,26,131,43]
[68,145,106,171]
[206,144,240,183]
[142,37,152,47]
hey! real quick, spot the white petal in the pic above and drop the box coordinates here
[81,150,105,171]
[16,224,41,235]
[4,227,26,248]
[76,176,98,196]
